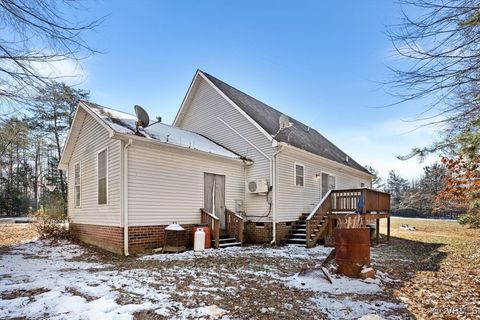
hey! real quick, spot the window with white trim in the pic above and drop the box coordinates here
[295,163,304,187]
[74,162,81,207]
[98,148,108,205]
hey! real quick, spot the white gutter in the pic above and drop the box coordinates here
[111,132,251,165]
[276,142,374,180]
[123,138,133,256]
[270,146,283,245]
[216,117,273,191]
[217,117,281,245]
[217,117,271,160]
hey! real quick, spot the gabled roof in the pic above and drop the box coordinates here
[201,71,371,175]
[59,101,244,169]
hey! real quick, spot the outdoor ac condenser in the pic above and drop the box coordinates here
[247,179,269,194]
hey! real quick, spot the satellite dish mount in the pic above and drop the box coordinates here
[134,105,150,133]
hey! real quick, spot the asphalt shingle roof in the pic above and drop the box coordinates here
[202,71,371,175]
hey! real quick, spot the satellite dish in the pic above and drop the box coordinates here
[134,105,150,132]
[279,114,291,130]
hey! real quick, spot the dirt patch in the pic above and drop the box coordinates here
[0,224,38,246]
[1,288,49,300]
[65,287,97,302]
[133,310,169,320]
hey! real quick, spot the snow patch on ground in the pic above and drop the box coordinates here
[288,270,382,295]
[0,240,406,320]
[139,244,333,262]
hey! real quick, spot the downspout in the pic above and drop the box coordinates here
[216,117,277,242]
[123,138,133,256]
[270,145,283,245]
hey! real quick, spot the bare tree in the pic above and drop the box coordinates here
[388,0,480,157]
[0,0,101,110]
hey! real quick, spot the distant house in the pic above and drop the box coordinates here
[59,70,381,255]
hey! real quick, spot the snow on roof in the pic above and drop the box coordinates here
[83,101,241,159]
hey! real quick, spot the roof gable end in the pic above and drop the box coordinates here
[199,71,371,175]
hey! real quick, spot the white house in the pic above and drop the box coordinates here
[59,70,375,255]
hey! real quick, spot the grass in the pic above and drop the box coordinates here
[0,223,37,246]
[376,217,480,320]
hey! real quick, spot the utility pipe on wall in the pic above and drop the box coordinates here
[217,117,280,245]
[123,138,133,256]
[270,146,283,245]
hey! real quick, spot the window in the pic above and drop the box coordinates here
[295,163,304,187]
[74,163,81,207]
[98,148,108,205]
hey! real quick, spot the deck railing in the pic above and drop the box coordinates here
[225,208,244,244]
[331,188,390,213]
[200,208,220,249]
[305,190,332,248]
[306,188,391,247]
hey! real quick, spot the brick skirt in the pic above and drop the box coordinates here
[70,223,194,254]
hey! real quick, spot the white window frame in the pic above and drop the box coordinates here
[294,162,305,187]
[97,147,108,206]
[73,161,81,208]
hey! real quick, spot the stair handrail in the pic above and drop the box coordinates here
[225,208,244,244]
[305,190,332,248]
[306,189,332,221]
[200,208,219,221]
[200,208,220,248]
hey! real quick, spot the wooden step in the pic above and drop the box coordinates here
[212,237,237,244]
[285,238,307,245]
[288,233,306,237]
[285,243,305,247]
[219,241,242,248]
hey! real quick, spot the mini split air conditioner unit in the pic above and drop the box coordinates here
[247,179,269,194]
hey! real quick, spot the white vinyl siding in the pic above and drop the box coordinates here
[294,163,304,187]
[97,148,108,205]
[276,147,372,222]
[127,140,245,226]
[176,77,274,221]
[74,162,81,207]
[67,110,121,226]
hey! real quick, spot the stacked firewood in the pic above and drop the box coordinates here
[336,214,364,229]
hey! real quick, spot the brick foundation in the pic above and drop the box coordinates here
[71,221,295,255]
[70,223,124,254]
[245,222,293,244]
[70,223,195,255]
[128,224,194,254]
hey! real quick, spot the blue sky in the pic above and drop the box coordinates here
[63,0,440,180]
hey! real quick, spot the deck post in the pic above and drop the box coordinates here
[375,218,380,245]
[387,216,390,244]
[362,190,367,214]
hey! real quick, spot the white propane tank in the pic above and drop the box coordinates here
[194,228,206,252]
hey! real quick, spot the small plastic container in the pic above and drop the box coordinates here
[194,228,205,251]
[192,224,211,249]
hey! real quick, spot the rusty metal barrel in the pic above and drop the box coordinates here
[335,227,370,277]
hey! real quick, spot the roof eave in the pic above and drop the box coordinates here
[111,132,252,164]
[173,70,202,126]
[277,142,374,179]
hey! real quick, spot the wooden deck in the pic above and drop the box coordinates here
[328,212,391,245]
[306,188,391,247]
